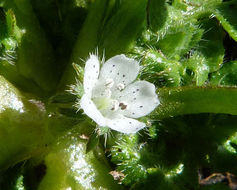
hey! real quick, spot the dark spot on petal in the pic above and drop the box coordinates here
[113,65,115,67]
[129,122,132,124]
[132,112,135,115]
[110,70,112,73]
[117,72,119,75]
[133,91,135,93]
[93,65,95,68]
[123,74,125,77]
[140,106,143,108]
[136,89,139,91]
[134,98,136,100]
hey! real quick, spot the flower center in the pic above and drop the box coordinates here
[92,78,128,116]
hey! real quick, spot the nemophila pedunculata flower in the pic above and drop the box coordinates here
[80,54,159,134]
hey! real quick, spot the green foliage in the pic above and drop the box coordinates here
[0,76,48,169]
[139,49,181,87]
[215,0,237,42]
[210,61,237,86]
[2,0,58,94]
[0,163,24,190]
[110,114,237,189]
[110,134,147,185]
[24,128,125,190]
[59,0,148,88]
[147,0,167,32]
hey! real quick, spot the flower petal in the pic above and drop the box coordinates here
[83,54,100,97]
[99,54,139,87]
[117,81,160,118]
[106,115,146,134]
[80,95,106,126]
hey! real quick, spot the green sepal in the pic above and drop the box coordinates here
[86,132,100,153]
[209,61,237,86]
[140,49,181,87]
[49,93,77,104]
[180,53,209,86]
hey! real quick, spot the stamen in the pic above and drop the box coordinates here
[111,100,119,111]
[117,83,125,91]
[104,89,112,98]
[105,78,114,88]
[119,102,128,110]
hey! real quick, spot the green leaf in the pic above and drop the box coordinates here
[99,0,148,57]
[196,19,225,72]
[59,0,109,89]
[147,0,168,32]
[32,129,125,190]
[156,86,237,119]
[215,0,237,41]
[30,0,88,79]
[0,76,48,169]
[59,0,148,89]
[2,0,59,95]
[156,22,198,59]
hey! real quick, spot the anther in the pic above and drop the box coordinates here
[117,83,125,91]
[111,100,119,111]
[105,78,114,88]
[119,102,128,110]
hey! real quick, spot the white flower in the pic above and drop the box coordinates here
[80,54,160,134]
